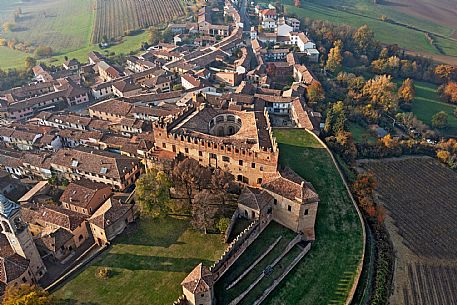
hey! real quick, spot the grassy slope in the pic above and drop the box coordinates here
[54,217,225,305]
[282,0,457,57]
[411,81,457,135]
[263,129,363,305]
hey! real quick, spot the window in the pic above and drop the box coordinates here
[273,199,277,205]
[199,151,203,156]
[185,148,189,154]
[260,166,264,172]
[251,163,256,168]
[209,153,217,159]
[257,178,262,184]
[239,160,243,166]
[162,143,166,148]
[288,205,292,212]
[304,209,309,215]
[222,156,230,162]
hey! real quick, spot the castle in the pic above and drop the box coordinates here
[156,94,320,305]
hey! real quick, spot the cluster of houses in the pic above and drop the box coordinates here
[0,0,323,301]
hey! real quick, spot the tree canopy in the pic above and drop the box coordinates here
[3,284,54,305]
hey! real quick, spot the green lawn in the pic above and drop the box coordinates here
[280,0,457,57]
[53,216,226,305]
[262,129,363,305]
[349,122,377,144]
[411,81,457,136]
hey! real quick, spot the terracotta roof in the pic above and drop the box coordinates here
[39,227,74,252]
[89,99,133,117]
[22,204,86,231]
[0,234,30,283]
[262,168,319,204]
[89,199,132,229]
[181,263,213,293]
[60,179,112,209]
[51,148,140,180]
[238,187,273,211]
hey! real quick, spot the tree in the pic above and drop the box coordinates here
[352,172,377,215]
[172,158,211,205]
[353,25,374,55]
[362,74,398,112]
[191,190,219,233]
[325,40,343,73]
[434,64,457,82]
[24,56,36,70]
[306,82,325,105]
[34,45,53,58]
[211,168,234,205]
[441,82,457,103]
[216,217,230,234]
[3,284,54,305]
[2,21,15,33]
[432,111,448,129]
[147,27,162,45]
[135,170,172,217]
[324,101,346,134]
[398,78,415,103]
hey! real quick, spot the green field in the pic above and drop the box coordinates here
[53,217,226,305]
[411,81,457,135]
[0,0,150,70]
[280,0,457,57]
[263,129,364,305]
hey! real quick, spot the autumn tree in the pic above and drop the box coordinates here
[441,82,457,103]
[172,158,211,205]
[3,284,54,305]
[353,25,374,55]
[211,168,234,205]
[147,27,162,45]
[432,111,448,129]
[2,21,15,33]
[398,78,415,103]
[135,169,172,217]
[362,74,398,112]
[191,189,219,233]
[306,81,325,105]
[434,64,457,82]
[352,172,377,215]
[325,40,343,73]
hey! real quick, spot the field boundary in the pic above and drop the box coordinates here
[306,130,366,305]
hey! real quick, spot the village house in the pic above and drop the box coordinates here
[88,99,133,123]
[50,147,142,191]
[60,179,113,215]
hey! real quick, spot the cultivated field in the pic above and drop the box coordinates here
[280,0,457,63]
[0,0,94,52]
[92,0,185,43]
[359,157,457,305]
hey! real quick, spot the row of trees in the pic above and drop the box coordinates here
[135,158,235,233]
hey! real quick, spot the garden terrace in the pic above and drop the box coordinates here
[214,221,299,305]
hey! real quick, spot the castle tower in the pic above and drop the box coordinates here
[181,263,214,305]
[0,194,46,281]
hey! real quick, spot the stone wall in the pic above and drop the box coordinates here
[224,209,239,243]
[211,216,271,282]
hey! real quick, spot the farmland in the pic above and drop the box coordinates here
[280,0,457,62]
[359,157,457,305]
[92,0,185,43]
[0,0,185,70]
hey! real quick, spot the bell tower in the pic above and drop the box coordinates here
[0,194,46,281]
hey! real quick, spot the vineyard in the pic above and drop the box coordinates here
[360,157,457,305]
[92,0,185,43]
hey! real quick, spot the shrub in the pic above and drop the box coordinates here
[96,267,112,279]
